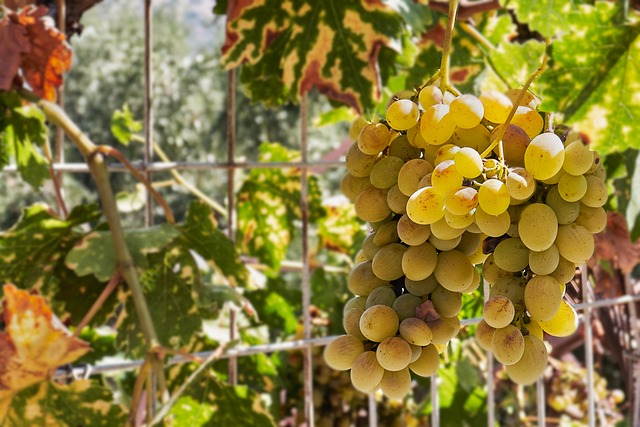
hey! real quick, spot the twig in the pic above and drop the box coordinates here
[428,0,501,20]
[128,360,151,427]
[439,0,460,95]
[459,21,495,51]
[42,141,68,218]
[73,273,122,336]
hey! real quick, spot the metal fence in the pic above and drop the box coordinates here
[5,2,640,426]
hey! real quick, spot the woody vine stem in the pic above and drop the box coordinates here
[439,0,459,95]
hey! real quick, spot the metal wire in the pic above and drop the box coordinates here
[582,266,596,426]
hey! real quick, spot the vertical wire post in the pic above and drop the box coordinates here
[582,265,595,426]
[484,279,495,426]
[143,0,154,227]
[300,93,315,426]
[368,393,377,427]
[624,272,640,426]
[536,377,545,427]
[431,375,440,427]
[226,69,239,385]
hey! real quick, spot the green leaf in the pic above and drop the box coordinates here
[317,202,366,254]
[311,267,349,336]
[312,105,357,128]
[76,328,117,364]
[247,287,299,339]
[221,0,405,112]
[538,2,640,154]
[115,185,147,213]
[383,0,433,35]
[614,150,640,240]
[65,223,180,282]
[487,39,546,90]
[110,104,143,145]
[117,245,201,358]
[3,125,49,190]
[501,0,574,38]
[1,380,126,426]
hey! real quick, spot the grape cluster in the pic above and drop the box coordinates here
[327,82,606,398]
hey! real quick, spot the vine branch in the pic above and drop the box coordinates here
[428,0,501,20]
[439,0,460,95]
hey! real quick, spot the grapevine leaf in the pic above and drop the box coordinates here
[311,267,349,336]
[110,104,142,146]
[538,2,640,154]
[487,39,546,91]
[500,0,574,38]
[0,12,30,91]
[246,279,299,339]
[0,380,126,426]
[317,202,365,254]
[117,245,201,358]
[614,150,640,241]
[221,0,404,112]
[312,105,357,128]
[65,223,180,282]
[76,327,117,365]
[0,285,89,401]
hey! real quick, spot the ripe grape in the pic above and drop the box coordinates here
[358,123,391,155]
[399,317,433,346]
[343,307,366,341]
[492,124,530,166]
[402,241,438,281]
[491,325,525,366]
[555,223,595,264]
[445,186,478,215]
[427,315,461,345]
[361,233,380,260]
[480,90,513,123]
[346,142,379,177]
[393,293,423,321]
[350,351,385,393]
[387,99,420,131]
[576,204,607,233]
[482,254,513,285]
[354,186,390,223]
[529,244,560,276]
[409,344,440,377]
[506,167,536,200]
[372,243,407,281]
[563,139,594,176]
[376,336,413,371]
[524,275,563,322]
[349,116,370,141]
[398,159,435,196]
[454,147,483,178]
[538,300,578,337]
[550,256,577,284]
[434,250,475,292]
[483,295,515,329]
[365,286,396,309]
[476,320,496,351]
[490,276,526,308]
[445,210,475,230]
[390,134,423,160]
[455,231,482,256]
[323,335,364,371]
[558,173,587,202]
[348,261,388,296]
[404,275,439,297]
[431,285,462,317]
[505,335,548,385]
[372,220,399,246]
[431,160,464,196]
[581,174,607,207]
[428,233,462,251]
[434,144,461,165]
[478,179,510,215]
[360,305,399,342]
[386,185,409,215]
[419,85,443,109]
[340,173,373,202]
[545,185,580,225]
[524,132,565,180]
[493,238,529,272]
[430,217,465,240]
[370,156,405,189]
[449,124,491,153]
[449,94,484,129]
[397,214,431,246]
[379,368,412,400]
[406,186,445,225]
[420,104,456,145]
[511,105,544,138]
[475,207,510,237]
[518,203,558,251]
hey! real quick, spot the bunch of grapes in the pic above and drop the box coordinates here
[325,82,606,399]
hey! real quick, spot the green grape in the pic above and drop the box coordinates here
[399,317,433,346]
[427,315,460,345]
[545,185,580,225]
[376,336,413,371]
[370,156,405,189]
[450,94,484,129]
[419,84,443,109]
[343,307,366,341]
[511,105,544,138]
[372,243,407,281]
[359,305,399,342]
[398,159,435,196]
[373,220,399,246]
[524,132,565,180]
[358,122,391,155]
[387,185,409,215]
[431,160,464,196]
[366,286,397,309]
[558,173,587,202]
[581,174,607,207]
[480,90,513,123]
[483,295,515,329]
[407,123,429,149]
[541,167,566,185]
[402,241,438,281]
[349,116,370,141]
[387,99,420,131]
[576,204,607,233]
[370,215,393,231]
[380,367,412,400]
[506,167,536,200]
[482,254,512,285]
[428,233,462,251]
[518,203,558,251]
[420,104,456,146]
[493,238,529,272]
[397,214,431,246]
[475,207,510,237]
[354,187,390,223]
[491,325,525,366]
[491,124,530,166]
[468,241,490,265]
[409,344,440,377]
[323,335,364,371]
[587,151,602,174]
[434,250,475,292]
[455,232,482,256]
[344,296,367,313]
[454,147,483,178]
[346,142,379,177]
[392,293,423,321]
[524,275,563,322]
[390,134,423,161]
[431,285,462,317]
[461,267,481,293]
[406,186,445,225]
[449,124,492,153]
[550,256,577,284]
[490,276,526,308]
[409,344,422,363]
[362,233,380,260]
[348,261,388,296]
[422,143,440,164]
[404,275,439,297]
[350,351,384,393]
[505,335,548,385]
[529,244,560,275]
[591,163,606,181]
[430,216,465,240]
[445,210,475,230]
[478,179,510,216]
[538,300,578,337]
[476,320,496,351]
[524,318,544,340]
[563,139,594,176]
[434,144,461,165]
[444,186,478,215]
[340,173,373,202]
[555,223,595,264]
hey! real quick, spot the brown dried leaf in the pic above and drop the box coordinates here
[0,13,30,90]
[4,0,37,10]
[0,284,89,401]
[592,212,640,273]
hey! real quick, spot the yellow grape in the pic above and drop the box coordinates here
[387,99,420,131]
[427,315,460,345]
[430,217,465,240]
[461,267,481,293]
[392,293,423,321]
[402,241,438,281]
[518,203,558,251]
[482,254,512,285]
[359,305,399,342]
[365,286,396,309]
[387,185,409,215]
[362,232,380,260]
[420,104,456,145]
[468,241,490,265]
[434,250,475,292]
[431,285,462,317]
[445,186,478,215]
[538,299,578,337]
[545,185,580,225]
[505,88,537,108]
[419,84,443,109]
[449,124,492,153]
[529,244,560,275]
[409,344,422,363]
[524,275,563,322]
[369,156,405,189]
[505,335,548,385]
[524,132,565,180]
[483,295,515,329]
[397,214,431,246]
[555,223,595,264]
[323,335,364,371]
[581,174,607,207]
[372,243,407,281]
[399,317,433,346]
[346,142,379,177]
[354,186,390,223]
[491,325,525,366]
[587,151,602,174]
[434,144,461,165]
[480,90,513,123]
[506,167,536,200]
[409,344,440,377]
[449,94,484,129]
[558,173,587,202]
[404,275,439,297]
[454,147,483,178]
[445,210,475,230]
[340,173,373,202]
[390,134,423,160]
[349,116,370,141]
[398,159,435,196]
[418,173,433,189]
[490,276,526,308]
[350,351,384,393]
[493,238,529,272]
[576,204,607,233]
[348,261,388,296]
[431,159,464,196]
[422,143,440,164]
[343,307,366,341]
[372,220,399,246]
[492,124,530,166]
[406,186,445,225]
[476,320,496,351]
[344,296,367,313]
[358,122,391,155]
[475,207,510,237]
[511,105,544,138]
[550,256,577,284]
[478,179,510,215]
[524,318,544,340]
[376,336,413,371]
[455,232,482,256]
[428,233,462,251]
[563,139,594,176]
[380,368,412,400]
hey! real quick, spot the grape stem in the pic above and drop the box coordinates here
[480,51,550,159]
[417,70,442,92]
[439,0,460,95]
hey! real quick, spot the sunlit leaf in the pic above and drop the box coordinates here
[110,104,142,145]
[317,202,365,254]
[500,0,574,38]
